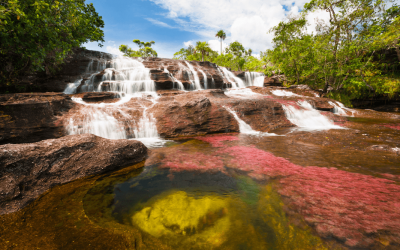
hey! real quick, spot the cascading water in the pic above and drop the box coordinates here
[64,79,83,94]
[245,72,265,87]
[164,66,185,91]
[272,90,302,97]
[329,101,356,117]
[220,67,245,88]
[199,69,208,89]
[225,88,265,99]
[224,106,277,136]
[66,103,127,140]
[184,61,202,90]
[64,56,166,147]
[282,101,343,130]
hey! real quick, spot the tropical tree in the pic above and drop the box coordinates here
[173,45,195,60]
[0,0,105,91]
[119,39,158,58]
[215,30,226,55]
[194,41,213,61]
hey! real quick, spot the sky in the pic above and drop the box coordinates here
[83,0,323,58]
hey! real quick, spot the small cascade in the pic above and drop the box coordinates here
[272,90,302,97]
[97,58,155,94]
[245,72,265,87]
[199,69,208,89]
[164,66,185,90]
[64,79,83,94]
[225,88,264,99]
[329,101,356,116]
[282,101,343,130]
[66,105,127,140]
[220,67,245,88]
[224,106,277,136]
[184,61,202,90]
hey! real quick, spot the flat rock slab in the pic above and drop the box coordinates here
[0,134,147,215]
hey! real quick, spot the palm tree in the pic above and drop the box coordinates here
[215,30,226,55]
[194,41,212,61]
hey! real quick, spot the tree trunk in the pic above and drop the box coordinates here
[395,39,400,62]
[220,39,222,55]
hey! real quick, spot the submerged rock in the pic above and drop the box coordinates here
[0,134,147,215]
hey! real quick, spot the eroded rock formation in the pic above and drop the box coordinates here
[0,134,147,215]
[0,93,73,144]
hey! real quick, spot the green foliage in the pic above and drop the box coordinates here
[174,40,269,72]
[119,39,158,58]
[194,41,213,62]
[173,45,195,60]
[267,0,400,101]
[0,0,105,90]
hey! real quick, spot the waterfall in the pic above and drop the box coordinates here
[64,79,82,94]
[220,67,245,88]
[272,90,302,97]
[329,101,356,116]
[184,61,202,90]
[224,106,277,136]
[64,56,166,147]
[245,72,265,87]
[199,69,208,89]
[282,101,343,130]
[97,58,155,94]
[66,106,127,140]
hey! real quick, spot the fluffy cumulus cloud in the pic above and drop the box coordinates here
[148,0,316,52]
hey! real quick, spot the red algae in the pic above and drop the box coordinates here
[381,124,400,130]
[218,145,400,247]
[161,150,226,173]
[160,139,400,248]
[196,135,239,147]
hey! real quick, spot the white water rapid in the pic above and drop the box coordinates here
[184,61,202,90]
[64,57,167,147]
[272,90,302,97]
[329,101,356,116]
[220,67,245,88]
[224,107,278,136]
[282,101,343,131]
[245,72,265,87]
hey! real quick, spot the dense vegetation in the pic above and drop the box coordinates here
[0,0,104,93]
[173,0,400,105]
[119,39,158,58]
[267,0,400,104]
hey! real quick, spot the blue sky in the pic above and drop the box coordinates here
[83,0,320,58]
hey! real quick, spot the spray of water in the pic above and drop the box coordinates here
[282,101,343,130]
[224,106,278,136]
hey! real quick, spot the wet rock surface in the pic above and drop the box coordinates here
[150,89,292,138]
[0,93,74,144]
[0,134,147,215]
[34,48,113,92]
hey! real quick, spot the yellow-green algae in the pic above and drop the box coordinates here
[132,190,231,248]
[0,149,332,250]
[0,162,171,250]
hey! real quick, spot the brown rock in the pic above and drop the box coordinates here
[264,76,283,86]
[150,89,292,137]
[79,92,120,103]
[0,134,147,215]
[0,93,73,144]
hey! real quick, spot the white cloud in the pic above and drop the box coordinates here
[183,40,194,47]
[149,0,313,51]
[208,39,227,53]
[145,18,175,28]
